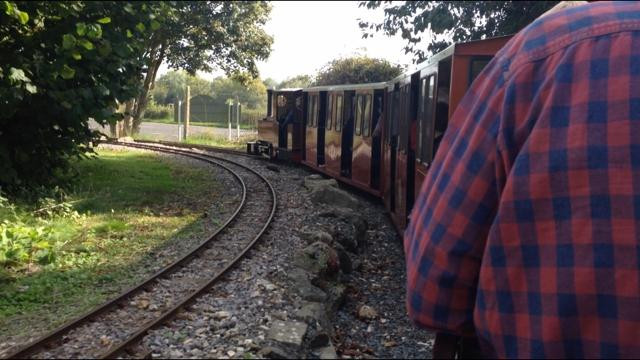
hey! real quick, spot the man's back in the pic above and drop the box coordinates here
[405,2,640,358]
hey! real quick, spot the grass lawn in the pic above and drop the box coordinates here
[142,117,255,130]
[0,148,223,339]
[183,133,257,150]
[133,132,257,151]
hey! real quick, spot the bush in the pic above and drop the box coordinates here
[0,192,82,270]
[314,56,404,86]
[0,2,159,193]
[145,100,172,120]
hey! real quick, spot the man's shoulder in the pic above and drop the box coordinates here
[499,2,640,72]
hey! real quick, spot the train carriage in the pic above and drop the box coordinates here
[302,83,386,194]
[250,88,305,160]
[252,35,511,232]
[381,35,512,230]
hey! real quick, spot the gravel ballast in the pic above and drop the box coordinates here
[134,146,435,359]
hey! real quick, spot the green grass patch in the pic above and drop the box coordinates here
[183,132,257,150]
[133,132,257,151]
[141,117,255,130]
[0,148,221,339]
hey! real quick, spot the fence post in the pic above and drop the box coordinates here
[184,85,190,139]
[177,100,183,141]
[228,101,232,141]
[237,103,241,140]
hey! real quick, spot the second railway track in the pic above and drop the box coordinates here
[4,142,277,359]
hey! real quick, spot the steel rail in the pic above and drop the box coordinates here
[97,141,278,359]
[111,139,253,158]
[4,144,248,359]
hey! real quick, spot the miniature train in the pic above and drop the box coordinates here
[248,35,511,230]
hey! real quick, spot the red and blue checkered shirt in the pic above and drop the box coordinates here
[405,2,640,358]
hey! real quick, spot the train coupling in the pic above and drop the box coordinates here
[247,140,273,158]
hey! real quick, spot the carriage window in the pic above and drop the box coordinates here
[307,96,312,127]
[313,95,318,127]
[270,93,277,118]
[355,95,363,136]
[390,91,398,138]
[417,78,427,161]
[398,85,409,152]
[362,94,372,137]
[335,95,343,132]
[326,94,333,130]
[421,75,436,163]
[309,95,318,128]
[469,58,491,85]
[384,92,392,144]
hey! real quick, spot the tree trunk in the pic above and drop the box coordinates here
[109,123,118,138]
[131,42,166,134]
[121,99,136,136]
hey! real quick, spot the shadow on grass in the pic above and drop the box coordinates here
[0,147,232,339]
[71,149,212,215]
[0,203,226,339]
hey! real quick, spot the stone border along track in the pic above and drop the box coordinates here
[3,142,277,359]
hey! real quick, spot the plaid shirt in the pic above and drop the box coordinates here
[405,2,640,358]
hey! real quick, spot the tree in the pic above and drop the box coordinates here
[359,1,559,62]
[121,1,273,135]
[210,76,267,110]
[0,1,156,192]
[314,57,403,86]
[278,75,314,89]
[262,77,278,89]
[152,70,212,105]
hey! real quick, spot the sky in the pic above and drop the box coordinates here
[158,1,419,83]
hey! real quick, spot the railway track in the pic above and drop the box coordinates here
[3,142,277,359]
[117,139,252,158]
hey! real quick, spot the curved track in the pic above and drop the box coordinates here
[4,142,277,359]
[125,139,251,158]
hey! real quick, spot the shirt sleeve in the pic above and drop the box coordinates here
[404,58,508,336]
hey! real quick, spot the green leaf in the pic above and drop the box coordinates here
[62,34,76,49]
[4,1,13,16]
[87,24,102,39]
[126,29,133,38]
[8,67,29,83]
[78,39,94,50]
[150,20,161,31]
[71,51,82,60]
[97,41,111,57]
[113,43,129,57]
[76,22,87,36]
[17,10,27,24]
[123,3,134,14]
[36,240,50,249]
[135,22,145,32]
[96,17,111,24]
[60,65,75,79]
[24,83,37,94]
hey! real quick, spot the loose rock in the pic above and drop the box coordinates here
[357,305,378,320]
[267,320,308,347]
[303,175,338,191]
[308,185,360,210]
[293,242,340,280]
[259,346,293,359]
[295,302,326,323]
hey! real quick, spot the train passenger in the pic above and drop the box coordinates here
[404,1,640,358]
[278,108,294,145]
